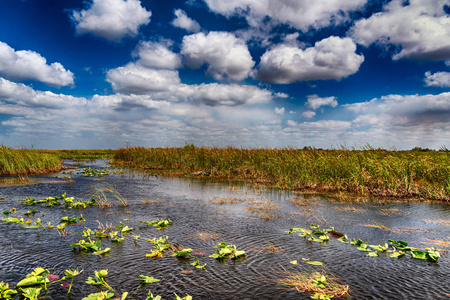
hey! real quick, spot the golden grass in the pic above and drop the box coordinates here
[252,242,285,253]
[0,146,61,175]
[195,231,221,241]
[209,196,248,205]
[421,239,450,248]
[276,271,350,298]
[420,219,450,226]
[362,223,401,233]
[334,206,368,213]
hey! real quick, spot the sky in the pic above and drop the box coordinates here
[0,0,450,150]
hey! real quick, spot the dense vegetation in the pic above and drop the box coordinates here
[39,149,115,160]
[0,146,61,175]
[113,145,450,202]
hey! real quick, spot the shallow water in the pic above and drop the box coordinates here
[0,159,449,299]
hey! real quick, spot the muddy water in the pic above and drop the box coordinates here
[0,159,449,299]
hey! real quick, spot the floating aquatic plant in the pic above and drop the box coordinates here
[64,268,83,294]
[82,291,114,300]
[0,281,17,299]
[209,242,245,260]
[20,287,42,300]
[140,218,173,230]
[191,257,206,269]
[174,293,193,300]
[140,275,161,284]
[146,290,162,300]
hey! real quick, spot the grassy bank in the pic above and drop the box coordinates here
[39,149,115,160]
[0,146,62,175]
[113,146,450,202]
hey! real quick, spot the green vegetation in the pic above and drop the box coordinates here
[0,146,61,175]
[38,149,115,160]
[113,145,450,202]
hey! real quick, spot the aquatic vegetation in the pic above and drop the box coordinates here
[16,268,50,288]
[86,270,113,290]
[276,271,349,299]
[146,290,162,300]
[61,216,78,224]
[209,242,245,260]
[64,268,83,294]
[140,218,173,230]
[113,146,450,202]
[302,258,323,266]
[174,293,192,300]
[89,184,128,208]
[140,275,161,284]
[252,242,285,254]
[0,146,61,176]
[82,291,114,300]
[172,247,193,258]
[0,281,17,299]
[82,167,110,177]
[21,287,42,300]
[191,257,206,269]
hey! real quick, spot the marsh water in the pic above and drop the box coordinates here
[0,159,449,299]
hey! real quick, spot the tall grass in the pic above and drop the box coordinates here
[113,145,450,202]
[38,149,115,160]
[0,146,61,175]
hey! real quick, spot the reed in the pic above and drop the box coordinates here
[0,146,61,175]
[113,145,450,202]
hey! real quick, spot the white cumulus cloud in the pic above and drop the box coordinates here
[172,9,201,32]
[203,0,367,32]
[179,83,273,106]
[0,42,74,87]
[134,41,182,70]
[72,0,151,42]
[305,95,338,110]
[274,107,285,115]
[254,36,364,84]
[424,71,450,87]
[106,63,181,94]
[181,31,255,81]
[0,77,86,109]
[350,0,450,61]
[90,94,170,110]
[301,110,316,119]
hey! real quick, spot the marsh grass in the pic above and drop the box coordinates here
[113,146,450,202]
[38,149,115,160]
[276,270,350,298]
[422,239,450,248]
[334,206,368,213]
[245,199,281,219]
[0,146,61,175]
[362,223,401,233]
[87,184,128,208]
[209,196,247,205]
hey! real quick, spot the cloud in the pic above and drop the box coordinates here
[106,63,181,94]
[274,107,285,115]
[180,83,273,106]
[90,94,170,110]
[305,95,338,110]
[253,36,364,84]
[0,42,74,87]
[424,71,450,87]
[71,0,151,42]
[350,0,450,61]
[172,9,201,32]
[345,92,450,125]
[301,110,316,119]
[180,31,255,81]
[274,92,289,98]
[0,77,86,109]
[203,0,367,32]
[133,41,182,70]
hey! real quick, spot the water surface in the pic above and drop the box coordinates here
[0,160,449,299]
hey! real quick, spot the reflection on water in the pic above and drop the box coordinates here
[0,159,449,299]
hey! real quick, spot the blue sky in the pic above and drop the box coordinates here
[0,0,449,149]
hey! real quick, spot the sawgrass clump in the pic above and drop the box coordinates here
[0,146,61,175]
[113,145,450,202]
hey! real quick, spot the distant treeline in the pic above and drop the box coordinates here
[113,145,450,202]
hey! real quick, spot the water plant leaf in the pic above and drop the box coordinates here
[350,239,364,246]
[357,243,371,252]
[388,240,408,247]
[92,248,110,255]
[146,290,162,300]
[311,292,334,299]
[82,291,114,300]
[146,250,163,258]
[425,248,440,262]
[302,258,323,266]
[0,217,21,223]
[191,257,207,269]
[337,235,348,243]
[367,251,379,257]
[174,293,192,300]
[121,226,133,233]
[172,248,193,257]
[0,281,18,299]
[139,275,161,284]
[390,251,405,258]
[16,276,46,287]
[410,250,427,260]
[21,287,42,300]
[290,260,298,265]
